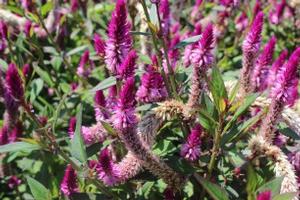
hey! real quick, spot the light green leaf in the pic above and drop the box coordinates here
[256,177,284,196]
[197,176,229,200]
[0,142,41,153]
[90,76,116,93]
[33,64,55,87]
[100,121,118,137]
[174,35,201,49]
[26,176,52,200]
[273,192,298,200]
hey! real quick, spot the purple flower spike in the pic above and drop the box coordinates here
[136,67,167,103]
[118,50,137,80]
[159,0,170,36]
[271,47,300,106]
[24,20,32,37]
[9,122,22,142]
[68,117,77,137]
[77,50,94,77]
[93,33,105,58]
[235,12,248,32]
[180,124,202,161]
[289,151,300,173]
[268,49,288,88]
[6,63,24,102]
[21,0,34,12]
[0,21,8,40]
[4,89,20,127]
[253,0,262,17]
[112,77,137,130]
[60,165,79,196]
[8,176,21,189]
[251,36,276,91]
[96,148,120,186]
[0,126,9,145]
[105,0,132,75]
[190,23,215,70]
[94,90,109,121]
[106,85,118,111]
[269,0,286,25]
[22,64,31,78]
[70,0,79,12]
[256,191,271,200]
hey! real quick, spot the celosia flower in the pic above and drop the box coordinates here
[191,0,203,21]
[94,90,110,121]
[105,0,132,75]
[0,21,7,52]
[106,85,118,111]
[0,126,9,145]
[24,20,32,37]
[118,50,137,80]
[6,63,24,102]
[269,0,286,25]
[256,191,271,200]
[180,124,202,161]
[96,148,120,186]
[21,0,34,11]
[112,77,137,130]
[190,23,215,70]
[136,66,167,103]
[3,89,20,127]
[253,0,262,17]
[22,64,31,78]
[8,176,21,189]
[93,33,105,58]
[68,117,77,137]
[70,0,79,12]
[81,124,106,145]
[251,36,276,91]
[270,47,300,106]
[289,151,300,173]
[268,49,288,88]
[183,23,202,67]
[60,164,79,196]
[159,0,170,36]
[9,122,22,142]
[235,12,248,32]
[77,50,94,77]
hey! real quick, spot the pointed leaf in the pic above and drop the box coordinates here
[90,76,116,93]
[256,177,284,196]
[26,176,52,200]
[174,35,202,49]
[197,176,229,200]
[0,142,41,153]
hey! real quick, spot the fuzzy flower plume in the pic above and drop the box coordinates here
[268,49,288,88]
[256,191,271,200]
[3,88,20,129]
[181,124,202,161]
[70,0,79,12]
[6,63,24,102]
[94,90,110,121]
[159,0,170,37]
[77,50,94,77]
[96,148,120,186]
[240,12,264,95]
[60,164,79,196]
[251,36,276,91]
[0,126,9,145]
[106,85,118,111]
[112,77,137,130]
[81,124,106,145]
[0,21,7,51]
[269,0,286,25]
[235,12,248,32]
[93,33,105,58]
[136,66,167,103]
[68,117,77,137]
[105,0,132,75]
[188,24,214,109]
[118,50,137,80]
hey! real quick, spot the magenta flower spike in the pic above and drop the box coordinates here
[289,151,300,173]
[60,164,79,196]
[106,85,118,111]
[190,23,215,70]
[105,0,132,75]
[94,90,110,121]
[22,64,31,78]
[240,11,264,94]
[0,21,8,40]
[118,50,138,80]
[21,0,34,12]
[268,49,288,88]
[269,0,286,25]
[4,88,20,128]
[136,66,167,103]
[112,78,137,130]
[159,0,171,37]
[77,50,94,77]
[251,36,276,91]
[253,0,262,17]
[68,117,77,137]
[180,124,202,161]
[271,47,300,107]
[235,12,248,32]
[70,0,79,12]
[9,122,22,142]
[24,20,32,37]
[8,176,22,189]
[0,126,9,145]
[256,191,271,200]
[96,148,120,186]
[93,33,105,58]
[6,63,24,102]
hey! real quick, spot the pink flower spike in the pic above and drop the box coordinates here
[8,176,21,189]
[0,126,9,145]
[105,0,132,75]
[118,50,137,80]
[180,124,202,161]
[68,117,76,138]
[268,49,288,88]
[6,63,24,102]
[60,165,79,196]
[256,191,271,200]
[93,33,105,58]
[96,148,120,186]
[77,50,94,77]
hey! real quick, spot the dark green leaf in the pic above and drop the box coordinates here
[277,123,300,140]
[197,176,229,200]
[27,176,52,200]
[100,121,118,137]
[0,142,41,153]
[33,64,55,87]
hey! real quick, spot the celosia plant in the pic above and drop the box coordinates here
[0,0,300,199]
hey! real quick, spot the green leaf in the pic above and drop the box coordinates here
[70,104,87,163]
[149,4,159,27]
[153,140,176,156]
[277,123,300,140]
[30,78,44,103]
[174,35,201,49]
[33,64,55,87]
[90,76,116,93]
[67,45,88,56]
[197,176,229,200]
[51,56,63,71]
[273,192,298,200]
[256,177,284,196]
[130,31,151,36]
[26,176,52,200]
[140,181,155,199]
[228,81,240,104]
[0,142,41,153]
[100,121,118,137]
[246,164,259,200]
[41,1,53,17]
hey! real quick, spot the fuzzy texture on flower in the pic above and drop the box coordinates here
[253,0,262,17]
[96,148,120,186]
[6,63,24,102]
[0,126,9,145]
[24,20,32,37]
[269,0,286,25]
[105,0,132,75]
[235,12,248,32]
[0,21,7,40]
[81,124,106,145]
[190,23,215,70]
[112,77,137,130]
[273,132,287,147]
[77,50,94,77]
[270,47,300,107]
[3,89,20,129]
[93,33,105,57]
[268,49,288,88]
[183,23,202,67]
[70,0,79,12]
[106,85,118,111]
[251,36,276,92]
[22,64,31,78]
[136,66,168,103]
[256,191,271,200]
[289,151,300,173]
[118,50,137,80]
[60,164,79,196]
[159,0,170,36]
[94,90,110,121]
[240,12,264,95]
[9,122,22,142]
[8,176,21,189]
[21,0,34,11]
[68,117,77,137]
[180,124,202,161]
